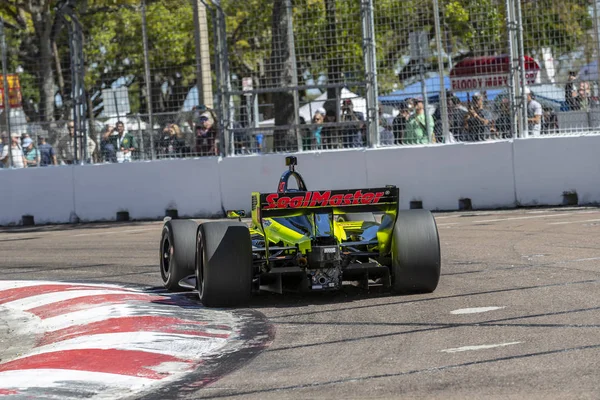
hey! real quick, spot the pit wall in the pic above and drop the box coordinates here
[1,135,598,225]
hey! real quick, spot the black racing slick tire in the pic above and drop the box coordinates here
[196,221,253,308]
[391,210,441,294]
[160,219,199,291]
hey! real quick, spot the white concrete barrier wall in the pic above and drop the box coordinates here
[514,135,600,206]
[364,141,516,210]
[1,135,599,225]
[73,157,223,222]
[0,166,75,225]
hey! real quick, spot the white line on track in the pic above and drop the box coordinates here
[72,228,158,237]
[437,211,600,226]
[451,306,506,315]
[548,218,600,225]
[441,342,522,353]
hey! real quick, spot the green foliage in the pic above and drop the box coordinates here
[0,0,596,120]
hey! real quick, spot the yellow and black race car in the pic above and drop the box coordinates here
[159,156,441,307]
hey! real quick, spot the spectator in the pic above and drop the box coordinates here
[0,133,27,168]
[378,103,394,146]
[195,112,219,156]
[494,96,513,139]
[305,108,325,150]
[525,87,543,136]
[404,98,434,145]
[433,93,463,143]
[565,71,579,110]
[158,123,186,158]
[22,137,40,167]
[392,101,412,145]
[542,106,558,135]
[340,99,365,148]
[57,120,96,164]
[102,121,138,163]
[464,92,495,141]
[37,133,58,166]
[0,132,6,167]
[320,108,339,150]
[576,81,591,111]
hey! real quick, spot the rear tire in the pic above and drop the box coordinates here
[391,210,441,294]
[196,221,253,307]
[160,220,198,291]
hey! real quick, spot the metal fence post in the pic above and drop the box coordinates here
[433,0,449,143]
[515,0,528,138]
[141,0,155,160]
[506,0,522,139]
[0,18,13,168]
[284,0,301,153]
[361,0,379,147]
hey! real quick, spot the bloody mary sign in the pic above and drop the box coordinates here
[0,74,23,109]
[449,55,540,91]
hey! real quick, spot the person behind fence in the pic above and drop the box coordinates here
[378,103,394,146]
[0,133,27,168]
[525,87,543,136]
[404,98,434,145]
[195,112,219,156]
[22,137,40,167]
[565,71,579,110]
[102,121,138,163]
[463,92,495,141]
[158,123,186,158]
[305,108,325,150]
[0,132,6,167]
[340,99,365,148]
[392,101,412,145]
[58,120,96,164]
[494,96,512,139]
[432,93,464,143]
[37,133,57,166]
[320,108,339,149]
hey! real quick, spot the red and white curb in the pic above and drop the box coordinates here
[0,280,272,399]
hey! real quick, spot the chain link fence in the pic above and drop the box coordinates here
[0,0,599,168]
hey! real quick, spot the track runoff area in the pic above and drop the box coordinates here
[0,206,599,399]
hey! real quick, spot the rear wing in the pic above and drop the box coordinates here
[251,186,399,219]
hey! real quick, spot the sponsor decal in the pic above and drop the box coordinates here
[450,71,538,91]
[264,190,385,209]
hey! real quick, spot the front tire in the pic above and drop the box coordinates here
[391,210,441,294]
[196,221,253,307]
[160,219,198,291]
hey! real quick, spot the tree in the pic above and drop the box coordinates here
[269,0,296,150]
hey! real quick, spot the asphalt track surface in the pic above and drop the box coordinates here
[1,206,600,399]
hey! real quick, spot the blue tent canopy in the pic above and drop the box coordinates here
[378,75,504,105]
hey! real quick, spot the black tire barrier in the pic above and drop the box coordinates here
[459,198,473,211]
[410,200,423,209]
[116,211,130,222]
[562,191,578,206]
[166,209,179,219]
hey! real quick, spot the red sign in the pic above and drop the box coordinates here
[264,190,385,209]
[449,55,540,91]
[451,72,538,91]
[0,74,23,109]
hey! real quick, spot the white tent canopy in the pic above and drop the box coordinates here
[259,88,367,127]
